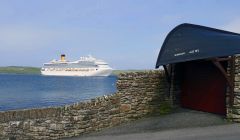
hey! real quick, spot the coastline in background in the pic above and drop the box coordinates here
[0,66,148,76]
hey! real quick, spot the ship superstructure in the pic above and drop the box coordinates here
[41,54,112,76]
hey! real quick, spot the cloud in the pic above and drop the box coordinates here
[221,19,240,33]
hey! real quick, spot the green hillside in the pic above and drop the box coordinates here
[0,66,41,74]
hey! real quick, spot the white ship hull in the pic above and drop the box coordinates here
[41,55,112,77]
[41,68,112,77]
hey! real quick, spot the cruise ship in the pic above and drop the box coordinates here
[41,54,113,76]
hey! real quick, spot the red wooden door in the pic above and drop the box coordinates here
[181,61,226,115]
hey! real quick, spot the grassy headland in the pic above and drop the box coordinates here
[0,66,147,76]
[0,66,41,74]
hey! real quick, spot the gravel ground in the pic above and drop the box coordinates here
[63,108,230,139]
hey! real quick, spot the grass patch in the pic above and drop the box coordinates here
[159,101,173,115]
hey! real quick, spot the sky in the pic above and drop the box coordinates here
[0,0,240,69]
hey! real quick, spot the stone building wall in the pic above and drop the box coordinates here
[227,55,240,122]
[169,64,182,107]
[0,70,169,140]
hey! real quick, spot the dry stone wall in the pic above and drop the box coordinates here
[0,70,169,140]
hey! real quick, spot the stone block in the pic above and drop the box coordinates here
[73,115,84,121]
[74,129,85,135]
[109,108,120,115]
[9,121,21,127]
[30,126,46,132]
[49,123,63,130]
[120,104,131,112]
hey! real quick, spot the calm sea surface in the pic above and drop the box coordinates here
[0,74,117,111]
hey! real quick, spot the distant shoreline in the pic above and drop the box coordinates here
[0,66,148,76]
[0,66,41,75]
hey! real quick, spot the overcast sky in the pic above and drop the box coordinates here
[0,0,240,69]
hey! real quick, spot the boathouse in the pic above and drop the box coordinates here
[156,23,240,119]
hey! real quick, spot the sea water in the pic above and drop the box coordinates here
[0,74,117,111]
